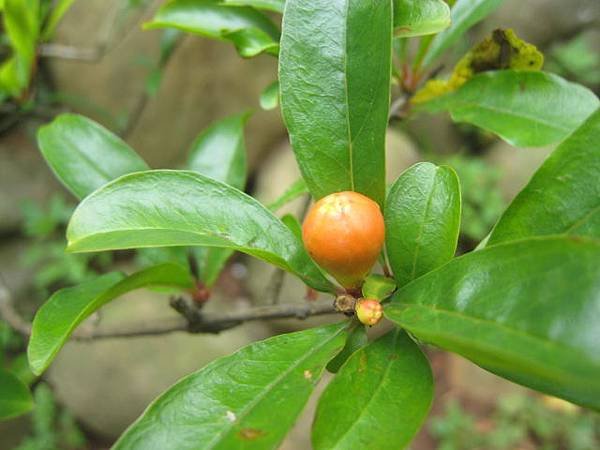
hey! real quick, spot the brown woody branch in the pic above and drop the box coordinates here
[0,275,337,340]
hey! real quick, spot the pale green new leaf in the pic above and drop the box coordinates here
[0,0,40,95]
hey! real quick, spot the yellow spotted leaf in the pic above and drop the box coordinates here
[414,28,543,103]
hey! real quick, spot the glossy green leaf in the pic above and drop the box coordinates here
[223,0,284,13]
[361,274,396,300]
[186,112,249,286]
[420,71,599,147]
[0,0,40,95]
[421,0,505,68]
[41,0,77,40]
[0,369,33,420]
[144,0,280,58]
[279,0,392,206]
[66,170,333,292]
[489,108,600,245]
[259,80,279,110]
[267,178,308,212]
[37,114,150,200]
[28,264,194,375]
[313,329,433,449]
[386,237,600,410]
[187,112,249,190]
[326,323,367,373]
[393,0,450,37]
[385,163,461,288]
[113,322,348,450]
[281,213,302,240]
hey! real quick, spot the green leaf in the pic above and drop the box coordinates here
[279,0,392,206]
[186,112,250,286]
[385,163,461,288]
[361,274,396,300]
[281,213,302,240]
[187,112,249,190]
[266,178,308,212]
[414,29,544,103]
[144,0,280,58]
[65,170,333,292]
[37,114,150,200]
[41,0,77,40]
[192,246,230,287]
[223,0,284,12]
[326,323,367,373]
[419,71,599,147]
[113,322,348,450]
[0,0,40,96]
[259,80,279,110]
[0,369,33,420]
[385,236,600,410]
[489,109,600,245]
[313,329,433,449]
[28,264,194,375]
[421,0,505,68]
[393,0,450,37]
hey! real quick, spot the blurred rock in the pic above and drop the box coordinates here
[47,288,272,439]
[485,141,554,202]
[398,115,463,158]
[0,239,34,297]
[446,354,528,405]
[0,127,64,233]
[0,415,30,450]
[488,0,600,46]
[49,0,284,170]
[385,126,421,182]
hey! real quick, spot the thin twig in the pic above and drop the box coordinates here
[0,276,337,340]
[38,44,103,61]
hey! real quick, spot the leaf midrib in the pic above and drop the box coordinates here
[452,98,573,133]
[409,170,438,280]
[204,325,347,449]
[388,303,600,367]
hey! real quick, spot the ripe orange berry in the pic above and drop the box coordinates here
[302,191,385,289]
[355,298,383,326]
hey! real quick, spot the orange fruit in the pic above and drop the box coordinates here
[302,191,385,289]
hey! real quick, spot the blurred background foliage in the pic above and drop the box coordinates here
[0,0,598,448]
